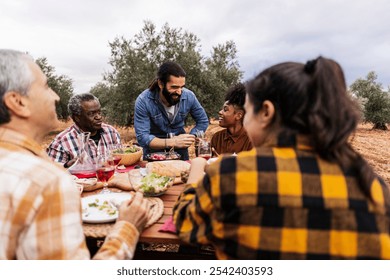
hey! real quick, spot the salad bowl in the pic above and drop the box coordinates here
[128,169,174,196]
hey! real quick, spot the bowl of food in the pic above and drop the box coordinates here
[128,169,174,196]
[145,151,181,162]
[112,145,143,166]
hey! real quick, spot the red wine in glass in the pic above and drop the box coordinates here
[198,140,212,161]
[96,166,115,182]
[73,171,97,179]
[112,155,121,166]
[199,154,211,160]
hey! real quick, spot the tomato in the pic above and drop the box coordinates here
[150,153,166,161]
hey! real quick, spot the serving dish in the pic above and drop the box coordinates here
[112,145,143,166]
[128,169,174,196]
[144,151,181,161]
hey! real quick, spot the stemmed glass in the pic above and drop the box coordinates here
[167,132,175,156]
[109,144,123,173]
[96,154,116,194]
[195,130,205,157]
[198,139,212,160]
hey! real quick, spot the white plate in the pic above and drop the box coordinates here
[81,193,132,223]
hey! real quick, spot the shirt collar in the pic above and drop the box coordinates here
[262,131,314,151]
[72,123,105,136]
[223,126,247,143]
[0,127,48,158]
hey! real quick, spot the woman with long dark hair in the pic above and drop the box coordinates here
[173,57,390,259]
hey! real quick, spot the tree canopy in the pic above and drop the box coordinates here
[36,57,74,120]
[350,71,390,130]
[91,21,243,126]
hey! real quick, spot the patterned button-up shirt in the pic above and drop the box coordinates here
[173,133,390,259]
[0,127,139,259]
[46,123,121,165]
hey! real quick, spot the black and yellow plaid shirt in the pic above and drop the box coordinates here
[173,134,390,259]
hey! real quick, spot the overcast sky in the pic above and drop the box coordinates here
[1,0,389,93]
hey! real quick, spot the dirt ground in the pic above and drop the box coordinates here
[43,121,390,186]
[349,123,390,185]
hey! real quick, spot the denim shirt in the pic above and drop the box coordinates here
[134,88,209,160]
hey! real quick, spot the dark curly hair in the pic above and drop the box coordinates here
[224,82,246,111]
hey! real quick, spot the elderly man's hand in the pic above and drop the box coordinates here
[117,191,149,233]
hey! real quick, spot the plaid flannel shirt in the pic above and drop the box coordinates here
[173,133,390,259]
[0,128,139,259]
[46,123,121,165]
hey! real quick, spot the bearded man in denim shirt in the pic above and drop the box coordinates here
[134,61,209,160]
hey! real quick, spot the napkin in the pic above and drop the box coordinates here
[82,173,134,192]
[158,216,177,233]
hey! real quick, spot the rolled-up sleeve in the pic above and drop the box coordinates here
[188,94,209,135]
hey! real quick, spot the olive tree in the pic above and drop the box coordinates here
[350,71,390,130]
[36,57,74,120]
[92,21,242,126]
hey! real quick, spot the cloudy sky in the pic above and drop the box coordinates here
[1,0,389,93]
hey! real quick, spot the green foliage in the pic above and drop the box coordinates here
[36,57,74,120]
[350,71,390,130]
[94,21,243,126]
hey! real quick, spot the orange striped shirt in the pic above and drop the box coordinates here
[0,128,139,259]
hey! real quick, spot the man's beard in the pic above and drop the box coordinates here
[162,86,181,106]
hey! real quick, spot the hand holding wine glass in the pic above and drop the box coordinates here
[96,155,116,194]
[173,134,195,148]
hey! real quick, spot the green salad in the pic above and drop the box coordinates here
[123,146,139,153]
[138,172,173,195]
[113,146,139,154]
[87,198,117,216]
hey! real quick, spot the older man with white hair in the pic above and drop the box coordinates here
[0,49,148,260]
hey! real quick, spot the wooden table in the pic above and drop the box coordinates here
[139,183,185,243]
[82,170,215,259]
[81,171,184,241]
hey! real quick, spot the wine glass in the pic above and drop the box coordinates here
[108,144,123,173]
[198,140,212,161]
[96,155,116,194]
[166,132,175,156]
[195,130,205,157]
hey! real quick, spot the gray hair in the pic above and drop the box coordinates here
[0,49,34,124]
[68,93,100,117]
